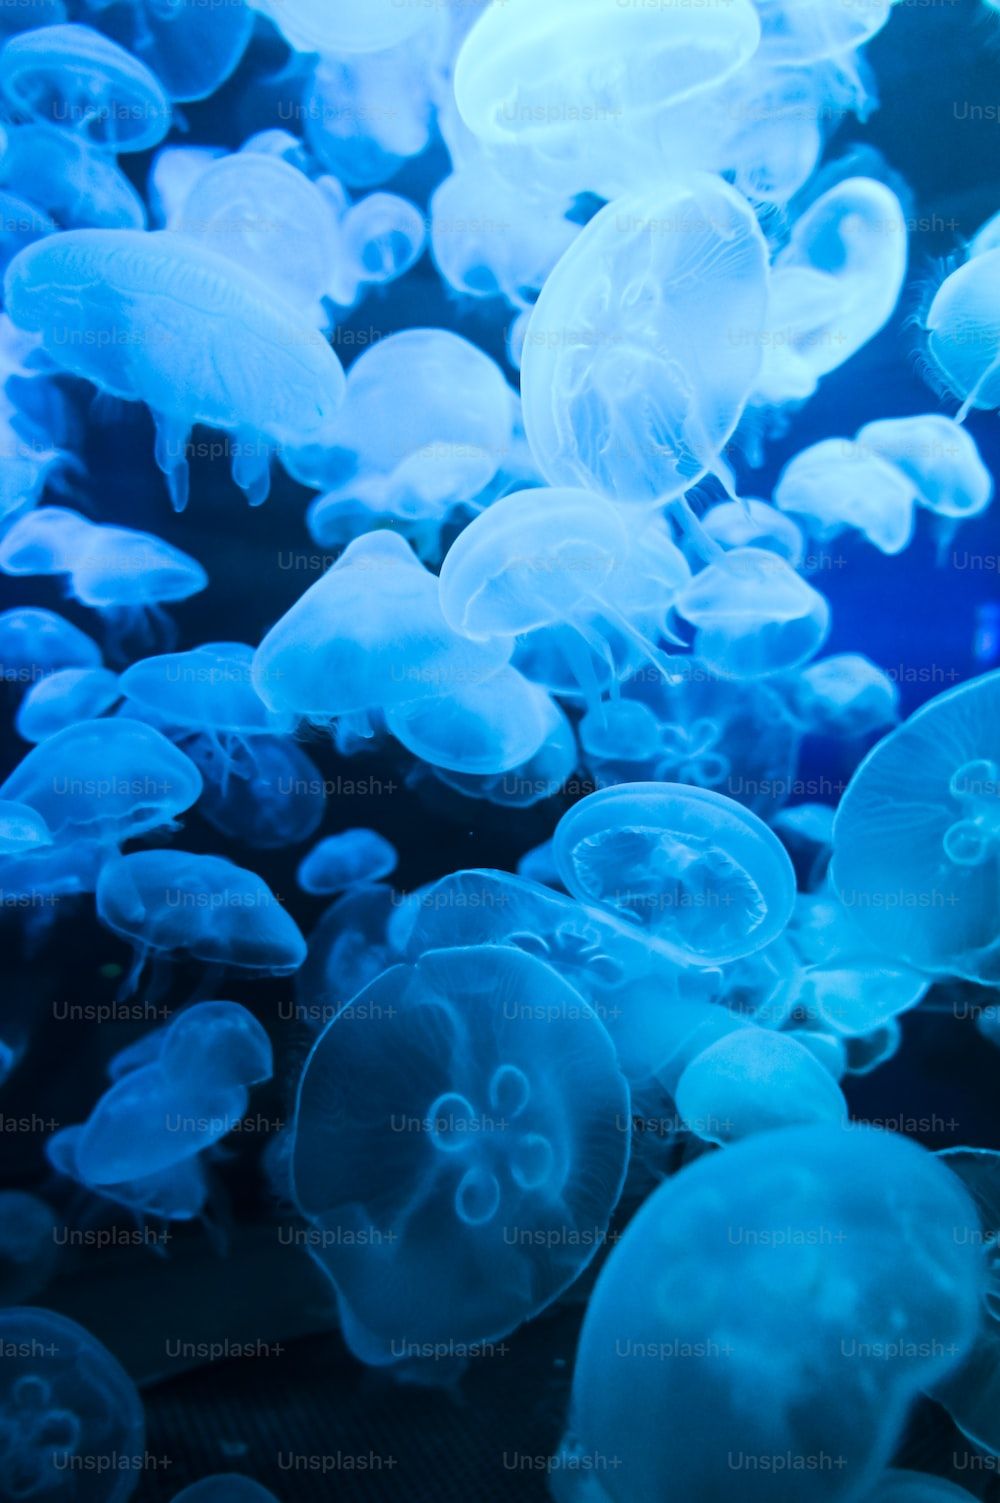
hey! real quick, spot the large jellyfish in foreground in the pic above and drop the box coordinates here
[553,782,796,965]
[0,1307,145,1503]
[291,945,630,1364]
[832,670,1000,982]
[554,1126,981,1503]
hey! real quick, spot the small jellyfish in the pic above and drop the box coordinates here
[15,666,121,742]
[250,0,433,55]
[5,230,347,510]
[387,665,561,776]
[96,849,306,991]
[553,782,796,965]
[0,24,171,153]
[921,249,1000,421]
[291,945,629,1363]
[0,798,51,854]
[701,498,806,566]
[66,524,207,652]
[857,414,994,530]
[674,1026,848,1145]
[775,439,919,555]
[772,802,836,890]
[1,719,202,846]
[297,829,398,896]
[148,144,223,226]
[521,175,770,508]
[430,700,579,808]
[337,191,426,296]
[169,1480,280,1503]
[790,654,899,738]
[294,883,399,1029]
[196,738,326,852]
[556,1126,982,1503]
[0,506,97,577]
[0,124,147,230]
[0,1192,59,1304]
[48,1123,211,1226]
[0,1307,145,1503]
[674,547,831,679]
[76,0,252,103]
[0,607,101,685]
[832,671,1000,982]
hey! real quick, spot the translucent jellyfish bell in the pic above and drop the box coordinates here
[249,0,432,55]
[0,123,147,230]
[674,1027,848,1144]
[1,719,202,845]
[775,439,919,555]
[832,671,1000,982]
[336,191,426,296]
[15,667,121,742]
[0,506,97,577]
[922,249,1000,421]
[297,829,397,896]
[0,1192,58,1304]
[521,175,770,507]
[701,498,805,566]
[557,1126,982,1503]
[75,0,253,104]
[68,524,207,647]
[0,607,101,682]
[291,945,629,1364]
[119,643,292,753]
[0,1308,145,1503]
[791,654,899,739]
[857,414,994,526]
[674,547,831,679]
[0,24,172,153]
[4,230,347,511]
[0,798,51,854]
[387,665,561,776]
[553,782,796,965]
[755,0,900,66]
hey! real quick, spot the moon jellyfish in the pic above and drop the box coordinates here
[0,189,56,272]
[790,654,899,739]
[832,671,1000,982]
[76,0,253,103]
[775,439,919,555]
[0,507,96,577]
[252,531,511,738]
[0,24,171,153]
[773,803,836,889]
[556,1126,982,1503]
[0,607,101,685]
[521,175,770,507]
[15,666,120,742]
[865,1475,977,1503]
[67,525,207,649]
[0,124,147,230]
[96,849,306,988]
[196,738,325,852]
[674,548,831,679]
[429,699,579,809]
[297,829,397,896]
[169,1479,281,1503]
[336,191,426,297]
[291,945,629,1363]
[755,0,900,65]
[250,0,432,55]
[387,666,561,776]
[119,643,292,763]
[0,798,51,856]
[0,1192,58,1304]
[857,414,994,527]
[554,783,796,965]
[48,1123,211,1225]
[701,498,806,565]
[675,1028,848,1144]
[920,249,1000,421]
[295,883,399,1029]
[4,230,347,511]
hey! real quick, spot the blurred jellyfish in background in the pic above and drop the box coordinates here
[0,1192,59,1304]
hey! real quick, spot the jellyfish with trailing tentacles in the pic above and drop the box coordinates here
[554,1126,982,1503]
[0,1307,145,1503]
[291,945,630,1364]
[4,230,347,510]
[554,782,796,965]
[832,671,1000,982]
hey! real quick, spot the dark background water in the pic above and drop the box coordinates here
[3,0,1000,1497]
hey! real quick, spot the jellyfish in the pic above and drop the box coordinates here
[336,191,426,297]
[553,782,796,965]
[0,123,146,234]
[0,798,51,854]
[831,670,1000,982]
[297,829,398,896]
[520,175,770,509]
[174,152,341,326]
[0,187,56,274]
[48,1123,211,1226]
[387,666,562,777]
[754,178,908,409]
[774,439,919,555]
[754,0,901,66]
[0,24,172,153]
[1,719,202,846]
[772,802,836,890]
[920,249,1000,421]
[674,1027,848,1144]
[252,531,511,740]
[294,883,400,1030]
[516,839,563,891]
[0,608,102,687]
[789,654,899,739]
[4,230,347,510]
[700,499,806,566]
[556,1125,982,1503]
[96,849,306,991]
[148,144,223,226]
[75,0,253,103]
[250,0,433,55]
[856,414,994,532]
[0,1192,59,1304]
[169,1480,281,1503]
[864,1475,977,1503]
[673,548,831,680]
[15,666,121,742]
[0,506,96,577]
[291,945,629,1364]
[0,1308,145,1502]
[196,738,326,852]
[63,524,208,652]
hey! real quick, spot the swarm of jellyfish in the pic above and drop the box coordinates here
[0,0,999,1498]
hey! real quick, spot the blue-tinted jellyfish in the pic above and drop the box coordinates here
[516,839,562,891]
[4,230,347,511]
[174,152,340,327]
[754,178,908,408]
[66,525,207,651]
[428,699,579,809]
[775,439,919,555]
[0,382,79,532]
[674,1027,848,1144]
[169,1479,280,1503]
[119,643,292,761]
[856,415,993,529]
[521,175,769,508]
[864,1474,977,1503]
[252,531,511,739]
[250,0,432,54]
[148,144,222,225]
[553,782,796,965]
[15,667,121,743]
[0,1192,58,1304]
[926,1149,1000,1459]
[48,1122,211,1226]
[387,666,561,776]
[297,829,397,896]
[921,249,1000,421]
[0,798,51,854]
[674,548,830,679]
[789,654,899,739]
[295,883,399,1031]
[336,191,426,298]
[197,737,326,852]
[1,719,202,846]
[0,24,171,153]
[701,498,805,566]
[755,0,900,65]
[772,802,836,890]
[291,945,629,1363]
[0,608,101,687]
[75,0,252,103]
[0,124,146,230]
[0,189,56,273]
[0,507,95,577]
[96,850,306,990]
[0,1308,145,1502]
[832,671,1000,982]
[556,1126,982,1503]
